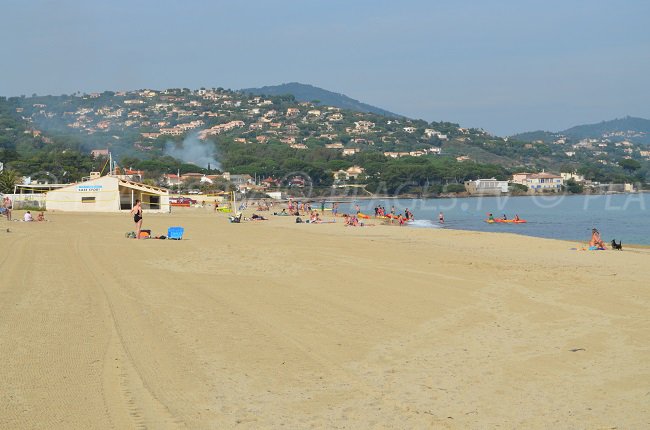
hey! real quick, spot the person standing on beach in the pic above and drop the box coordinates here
[130,199,143,239]
[3,196,12,221]
[439,212,444,224]
[332,202,339,217]
[355,204,360,214]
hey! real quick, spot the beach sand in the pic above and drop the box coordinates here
[1,208,648,429]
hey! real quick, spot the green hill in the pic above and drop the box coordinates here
[513,116,650,145]
[562,116,650,144]
[241,82,401,118]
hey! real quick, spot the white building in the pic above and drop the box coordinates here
[46,176,169,212]
[464,178,509,195]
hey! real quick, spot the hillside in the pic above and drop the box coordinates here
[512,116,650,145]
[508,130,559,144]
[563,116,650,144]
[241,82,401,118]
[1,89,648,192]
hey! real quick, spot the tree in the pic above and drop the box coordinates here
[564,178,583,194]
[619,158,641,173]
[0,169,20,193]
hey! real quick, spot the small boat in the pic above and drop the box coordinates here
[486,218,527,224]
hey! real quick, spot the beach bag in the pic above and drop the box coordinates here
[296,217,303,223]
[139,230,151,239]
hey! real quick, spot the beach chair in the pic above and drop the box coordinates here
[167,226,184,240]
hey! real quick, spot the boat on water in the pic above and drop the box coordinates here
[485,218,527,224]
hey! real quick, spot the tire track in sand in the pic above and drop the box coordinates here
[74,236,186,430]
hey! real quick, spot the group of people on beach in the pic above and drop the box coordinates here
[21,211,46,222]
[127,196,623,253]
[2,196,46,222]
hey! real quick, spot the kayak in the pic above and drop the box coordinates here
[357,213,371,219]
[485,219,527,223]
[495,219,526,223]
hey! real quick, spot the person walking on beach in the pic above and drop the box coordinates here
[130,199,143,239]
[438,211,444,224]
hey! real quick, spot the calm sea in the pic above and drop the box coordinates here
[336,193,650,245]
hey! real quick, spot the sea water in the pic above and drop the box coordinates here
[337,193,650,245]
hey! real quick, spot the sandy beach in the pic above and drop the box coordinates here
[1,208,648,429]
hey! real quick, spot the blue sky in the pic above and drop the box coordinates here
[1,0,649,135]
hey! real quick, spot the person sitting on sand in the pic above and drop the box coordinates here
[251,213,267,221]
[37,211,45,222]
[23,211,33,222]
[589,228,606,249]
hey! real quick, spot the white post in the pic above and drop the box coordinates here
[131,189,134,209]
[109,152,113,175]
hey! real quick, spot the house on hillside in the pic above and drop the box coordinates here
[560,172,585,183]
[511,172,564,192]
[342,148,360,156]
[91,149,109,158]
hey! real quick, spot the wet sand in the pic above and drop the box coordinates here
[1,209,648,428]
